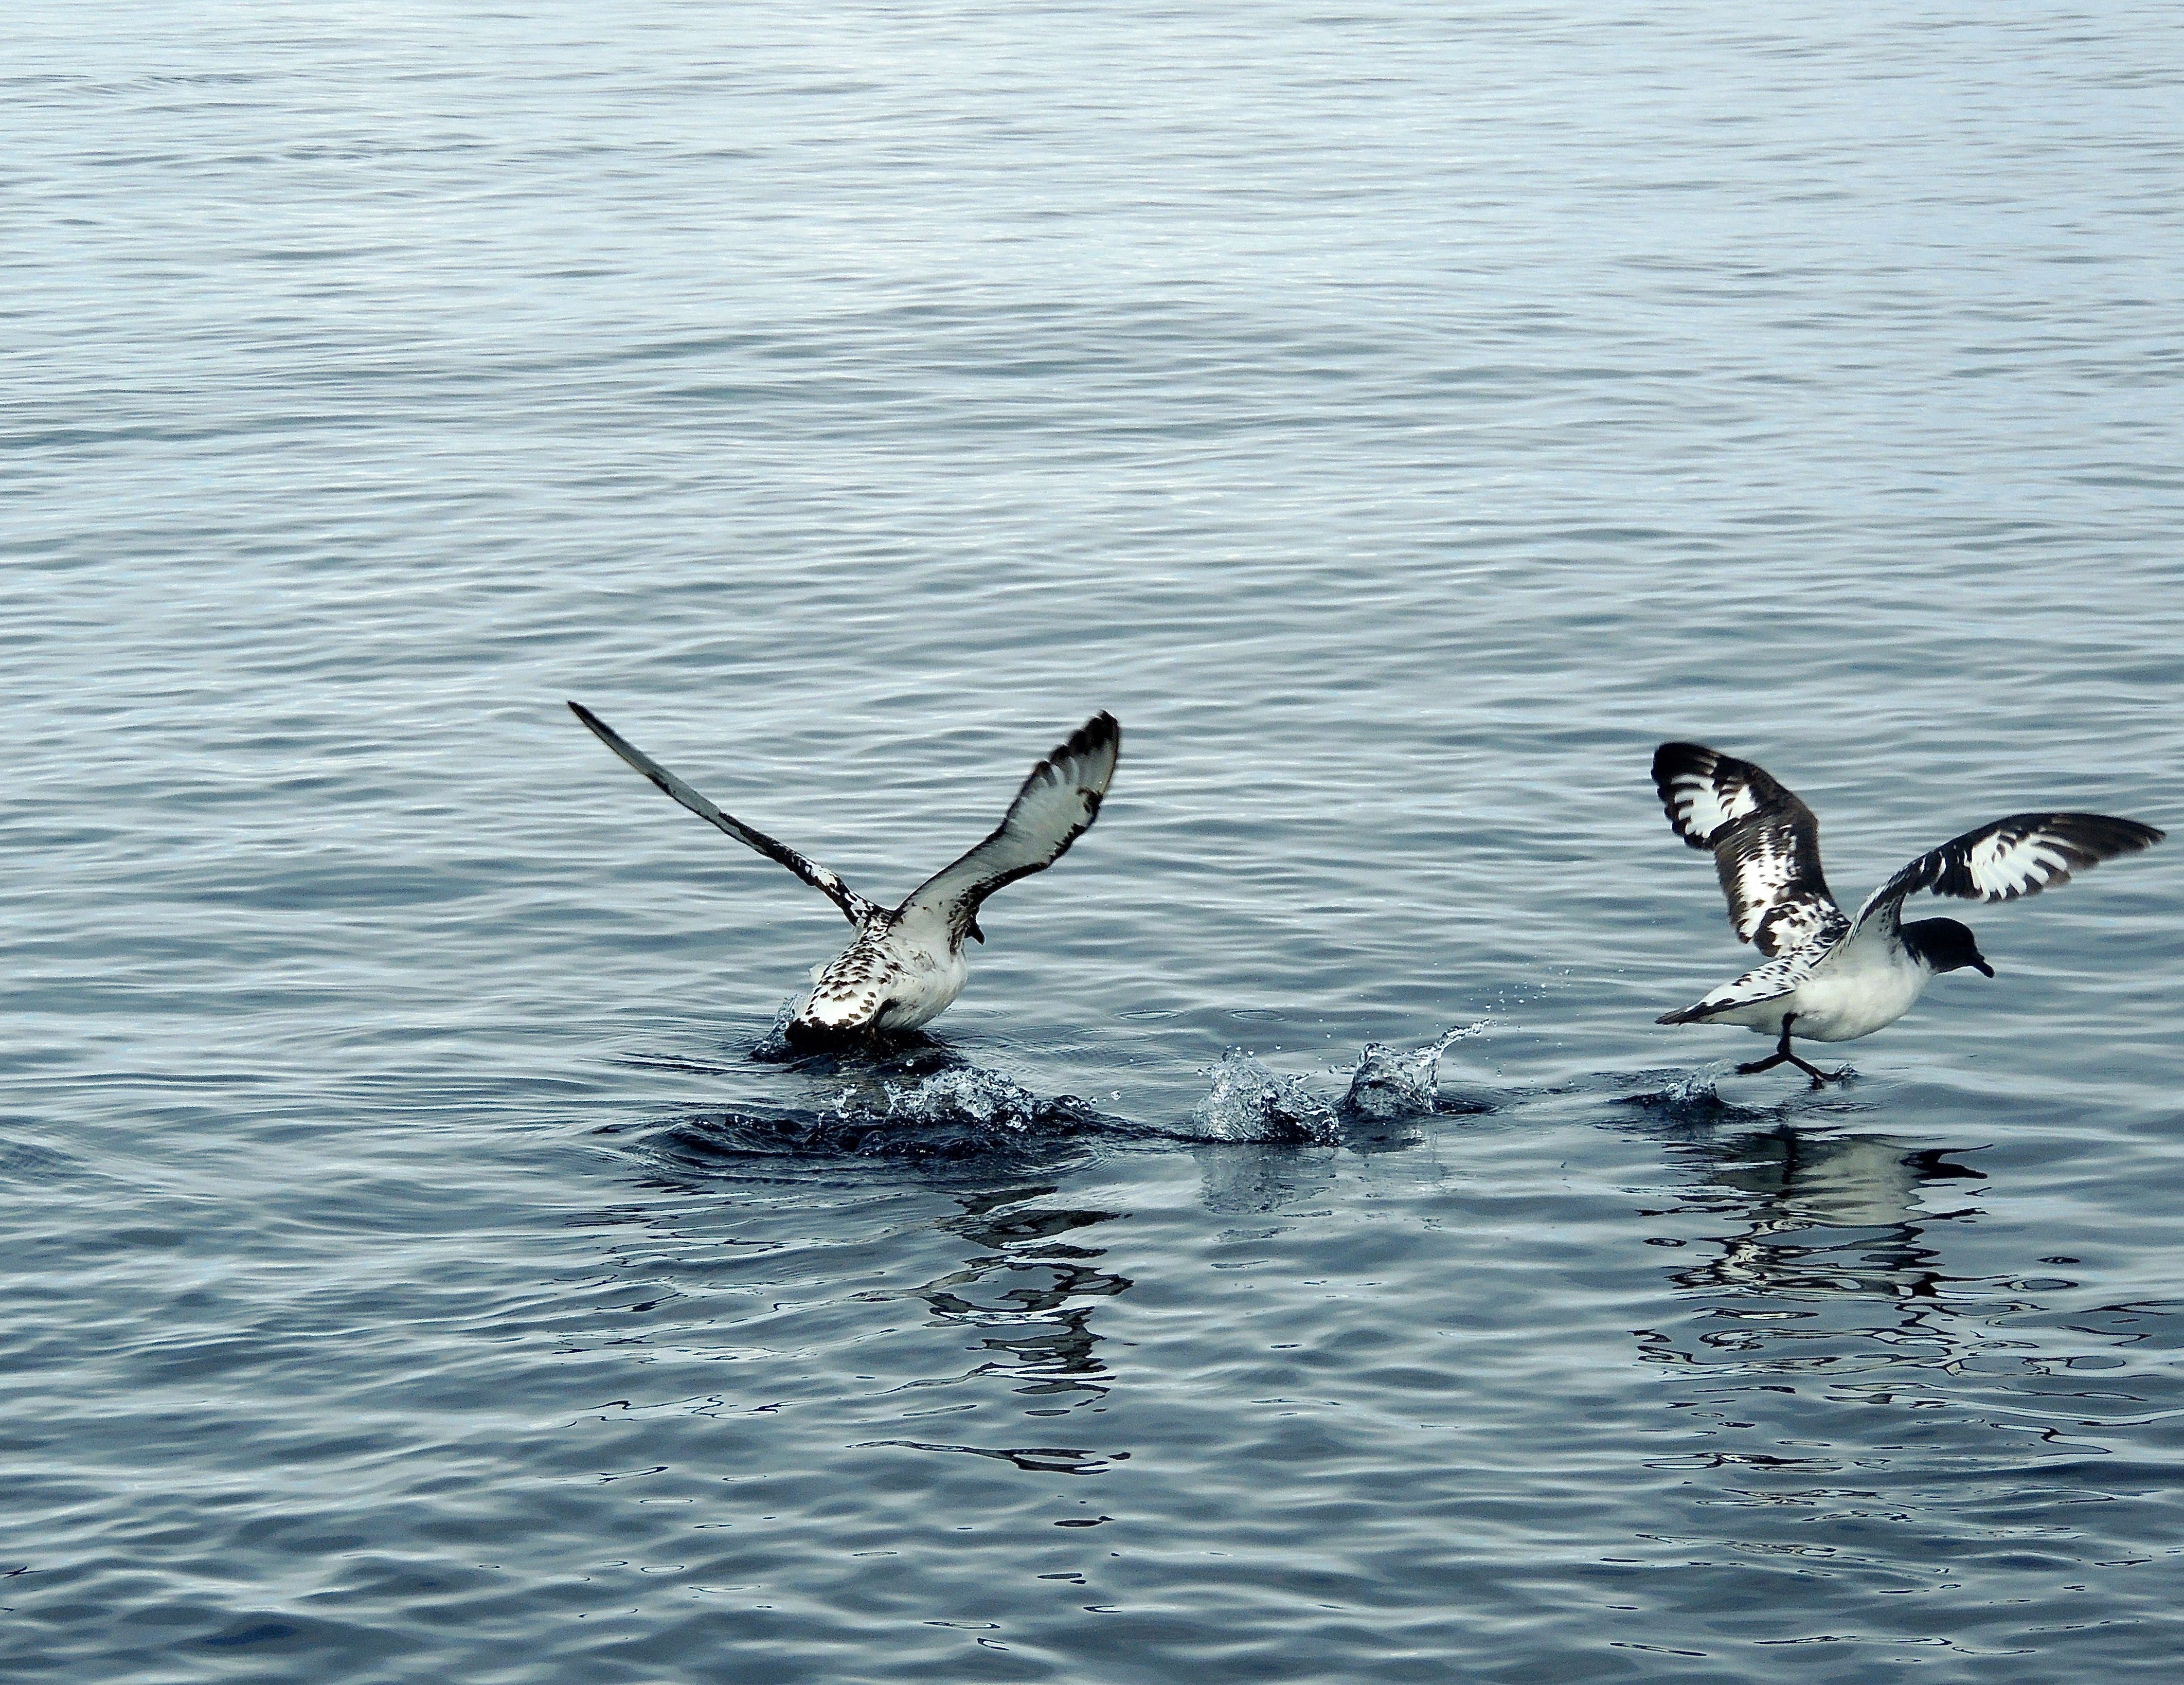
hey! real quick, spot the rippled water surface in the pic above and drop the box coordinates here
[9,3,2184,1679]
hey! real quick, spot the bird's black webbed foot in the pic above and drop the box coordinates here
[1786,1052,1854,1087]
[1735,1052,1788,1076]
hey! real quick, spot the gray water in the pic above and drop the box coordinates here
[8,4,2184,1679]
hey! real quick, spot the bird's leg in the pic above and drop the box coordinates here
[1742,1014,1854,1086]
[1736,1015,1797,1076]
[1787,1050,1854,1087]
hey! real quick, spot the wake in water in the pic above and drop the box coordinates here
[628,1021,1496,1166]
[1612,1059,1869,1127]
[631,1010,1878,1170]
[639,1062,1113,1166]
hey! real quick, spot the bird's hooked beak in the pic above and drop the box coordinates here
[1971,954,1995,978]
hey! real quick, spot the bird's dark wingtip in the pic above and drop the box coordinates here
[567,700,624,751]
[2053,813,2168,864]
[1057,710,1121,763]
[1651,741,1712,780]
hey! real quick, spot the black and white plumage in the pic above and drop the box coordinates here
[1651,742,2163,1083]
[571,703,1120,1042]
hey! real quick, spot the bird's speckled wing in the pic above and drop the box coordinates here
[569,701,881,926]
[1653,742,1849,959]
[1851,811,2164,934]
[900,712,1120,939]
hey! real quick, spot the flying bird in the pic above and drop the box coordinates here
[1650,742,2162,1084]
[571,703,1119,1044]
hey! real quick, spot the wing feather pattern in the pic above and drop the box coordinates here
[1851,812,2163,933]
[568,701,881,926]
[1652,743,1849,959]
[901,712,1120,940]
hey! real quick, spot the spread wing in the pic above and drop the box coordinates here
[899,712,1120,940]
[1652,743,1849,958]
[1851,812,2164,933]
[568,701,881,926]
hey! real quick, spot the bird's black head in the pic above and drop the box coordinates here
[1903,917,1994,978]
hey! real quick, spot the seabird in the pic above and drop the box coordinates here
[570,703,1120,1044]
[1650,742,2163,1084]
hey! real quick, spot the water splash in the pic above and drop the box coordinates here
[1182,1050,1338,1144]
[1614,1065,1756,1124]
[748,994,809,1062]
[1616,1059,1870,1125]
[1657,1067,1725,1108]
[1338,1022,1487,1121]
[640,1061,1105,1166]
[869,1067,1087,1132]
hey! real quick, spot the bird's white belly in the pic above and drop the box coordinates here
[1782,947,1930,1043]
[872,946,969,1031]
[1780,970,1924,1041]
[1701,941,1931,1043]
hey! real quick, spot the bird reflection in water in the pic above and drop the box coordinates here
[857,1184,1134,1476]
[1634,1127,1992,1384]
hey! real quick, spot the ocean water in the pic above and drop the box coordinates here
[7,3,2184,1679]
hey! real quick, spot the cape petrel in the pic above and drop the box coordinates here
[571,703,1119,1044]
[1651,742,2162,1084]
